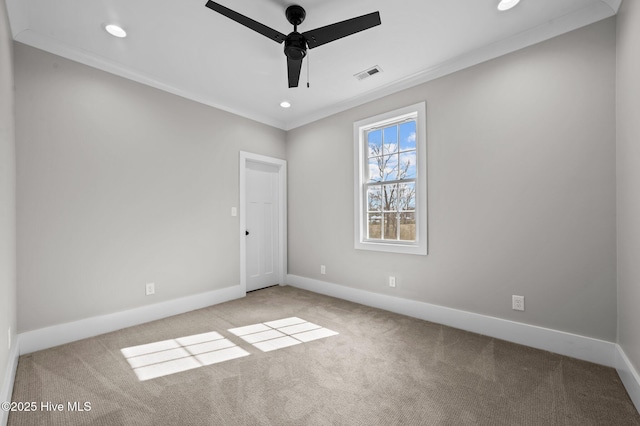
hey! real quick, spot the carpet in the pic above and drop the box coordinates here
[8,285,640,425]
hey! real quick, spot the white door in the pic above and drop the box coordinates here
[245,161,280,291]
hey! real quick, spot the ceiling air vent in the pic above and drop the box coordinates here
[354,65,383,81]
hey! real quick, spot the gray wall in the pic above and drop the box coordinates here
[287,18,617,341]
[617,0,640,374]
[15,43,286,332]
[0,0,16,388]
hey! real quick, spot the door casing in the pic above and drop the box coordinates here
[239,151,287,294]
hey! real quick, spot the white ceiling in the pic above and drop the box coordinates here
[6,0,620,130]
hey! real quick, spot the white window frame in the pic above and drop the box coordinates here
[353,102,427,255]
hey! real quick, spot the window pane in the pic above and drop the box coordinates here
[400,121,416,151]
[398,183,416,210]
[383,125,398,155]
[383,213,398,240]
[381,184,397,211]
[399,212,416,241]
[367,129,382,157]
[368,156,384,183]
[382,154,398,181]
[399,151,416,180]
[368,213,382,239]
[367,186,382,211]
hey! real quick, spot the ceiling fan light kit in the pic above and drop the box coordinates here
[205,1,381,88]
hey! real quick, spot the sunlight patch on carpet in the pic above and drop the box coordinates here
[229,317,339,352]
[121,331,250,381]
[121,318,338,380]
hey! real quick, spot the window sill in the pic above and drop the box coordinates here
[355,240,427,256]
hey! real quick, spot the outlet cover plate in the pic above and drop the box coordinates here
[146,283,155,296]
[512,295,525,311]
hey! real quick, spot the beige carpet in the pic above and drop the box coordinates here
[8,286,640,425]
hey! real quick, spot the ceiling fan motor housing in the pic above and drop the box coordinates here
[284,32,307,60]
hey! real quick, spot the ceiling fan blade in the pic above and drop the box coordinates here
[287,57,303,88]
[303,12,381,49]
[205,1,286,44]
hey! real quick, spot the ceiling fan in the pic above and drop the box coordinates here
[204,1,381,88]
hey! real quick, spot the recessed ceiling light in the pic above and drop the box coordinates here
[498,0,520,11]
[105,24,127,38]
[280,101,291,108]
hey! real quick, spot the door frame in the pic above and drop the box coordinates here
[239,151,287,295]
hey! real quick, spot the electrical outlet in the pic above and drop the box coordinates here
[7,327,10,350]
[512,295,525,311]
[231,207,237,217]
[320,265,326,275]
[146,283,155,296]
[389,276,396,288]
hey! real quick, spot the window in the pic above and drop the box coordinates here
[354,102,427,255]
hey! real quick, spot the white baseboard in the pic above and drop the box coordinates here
[18,285,244,355]
[285,274,617,368]
[616,345,640,413]
[1,339,20,426]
